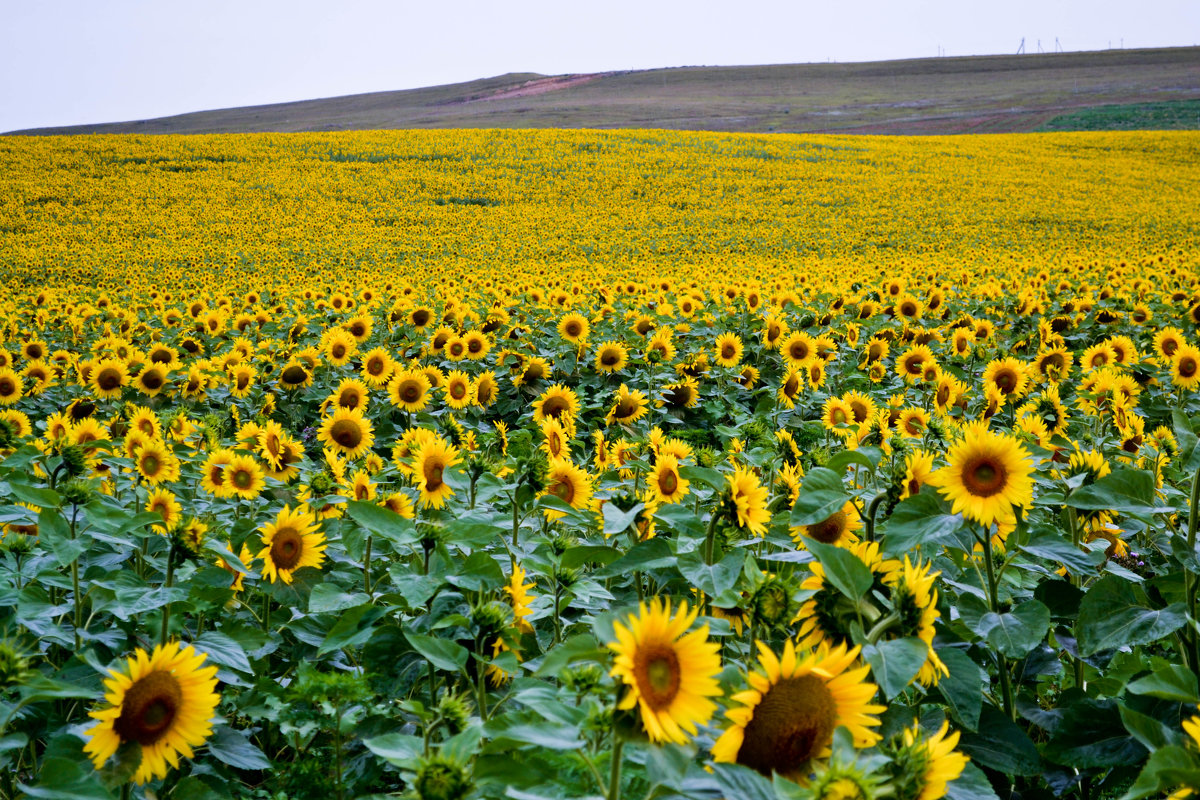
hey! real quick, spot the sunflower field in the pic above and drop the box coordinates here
[0,128,1199,800]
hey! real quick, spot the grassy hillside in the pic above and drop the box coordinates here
[8,47,1200,136]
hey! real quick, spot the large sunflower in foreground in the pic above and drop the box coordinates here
[927,423,1034,529]
[711,640,883,780]
[83,641,220,785]
[256,504,326,584]
[608,598,722,744]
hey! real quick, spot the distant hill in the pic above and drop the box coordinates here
[9,47,1200,136]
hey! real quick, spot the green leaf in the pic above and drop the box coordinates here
[789,467,850,527]
[935,646,986,731]
[309,582,371,613]
[407,631,469,672]
[445,551,505,592]
[1120,745,1200,799]
[1120,704,1179,752]
[825,449,876,473]
[38,508,86,567]
[982,600,1051,659]
[602,501,644,535]
[205,725,271,770]
[1043,697,1146,768]
[1173,410,1200,472]
[9,482,61,509]
[170,776,233,800]
[1066,469,1166,516]
[679,465,726,491]
[596,538,675,577]
[17,756,114,799]
[532,633,608,677]
[316,603,387,655]
[1019,530,1106,576]
[880,492,971,557]
[345,500,418,545]
[1076,575,1188,657]
[945,762,1001,800]
[1127,665,1200,703]
[484,720,585,750]
[678,549,745,597]
[709,763,777,800]
[363,733,423,766]
[560,545,621,570]
[802,537,872,601]
[861,638,929,699]
[957,706,1041,776]
[444,510,508,548]
[193,631,252,674]
[19,673,96,703]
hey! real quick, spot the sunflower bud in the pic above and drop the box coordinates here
[308,472,336,496]
[751,576,796,628]
[0,532,34,556]
[58,444,89,478]
[0,640,31,690]
[415,756,472,800]
[562,663,605,694]
[435,690,473,735]
[471,601,511,641]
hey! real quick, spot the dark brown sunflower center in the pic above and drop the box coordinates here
[963,456,1006,497]
[789,343,809,361]
[1180,357,1198,378]
[784,376,800,396]
[477,382,494,404]
[398,380,422,404]
[1163,339,1179,356]
[736,674,837,778]
[665,387,689,406]
[330,419,362,448]
[904,355,925,375]
[423,460,444,491]
[113,670,183,746]
[601,350,620,366]
[232,468,254,489]
[412,310,430,327]
[450,382,468,399]
[339,390,361,408]
[633,643,680,710]
[0,377,16,396]
[467,338,483,353]
[850,403,868,423]
[235,374,249,390]
[271,529,302,569]
[96,368,122,390]
[367,358,385,375]
[659,470,678,496]
[331,344,346,359]
[542,397,568,418]
[994,369,1016,392]
[808,510,847,544]
[721,343,737,359]
[549,477,574,503]
[141,454,161,475]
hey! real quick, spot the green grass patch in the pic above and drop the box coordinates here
[1037,99,1200,131]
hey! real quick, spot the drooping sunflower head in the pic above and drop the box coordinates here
[712,640,884,780]
[792,500,861,547]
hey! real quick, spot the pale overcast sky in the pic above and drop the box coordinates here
[2,0,1197,132]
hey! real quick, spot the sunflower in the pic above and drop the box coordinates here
[886,557,948,686]
[146,488,182,533]
[594,341,628,373]
[761,315,788,349]
[557,312,590,344]
[607,598,722,744]
[388,368,432,413]
[897,407,930,438]
[83,641,220,785]
[1155,327,1186,361]
[1080,342,1115,373]
[712,640,884,779]
[257,504,326,584]
[901,450,936,499]
[505,563,536,634]
[727,466,770,535]
[982,357,1029,402]
[927,423,1035,529]
[1033,347,1072,382]
[821,398,855,435]
[412,437,462,509]
[323,329,357,366]
[533,384,580,430]
[714,332,744,368]
[897,344,935,383]
[541,457,594,519]
[647,453,690,505]
[660,377,700,409]
[278,360,312,390]
[91,358,129,400]
[473,371,498,407]
[606,384,649,426]
[775,367,804,410]
[797,540,900,650]
[443,370,474,410]
[885,722,970,800]
[792,500,860,547]
[863,337,890,364]
[359,347,395,387]
[782,331,817,366]
[225,455,265,499]
[135,439,181,485]
[318,406,375,460]
[538,416,571,460]
[1172,343,1200,390]
[0,368,22,405]
[513,356,552,387]
[328,378,369,412]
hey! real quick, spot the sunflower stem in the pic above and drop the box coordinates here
[703,510,720,566]
[363,534,373,595]
[160,544,175,647]
[1185,468,1200,683]
[864,493,886,544]
[607,737,624,800]
[69,504,83,650]
[981,529,1015,720]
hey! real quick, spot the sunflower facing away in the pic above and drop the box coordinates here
[256,504,327,584]
[84,641,220,785]
[712,640,884,780]
[927,422,1034,529]
[608,598,722,744]
[884,721,969,800]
